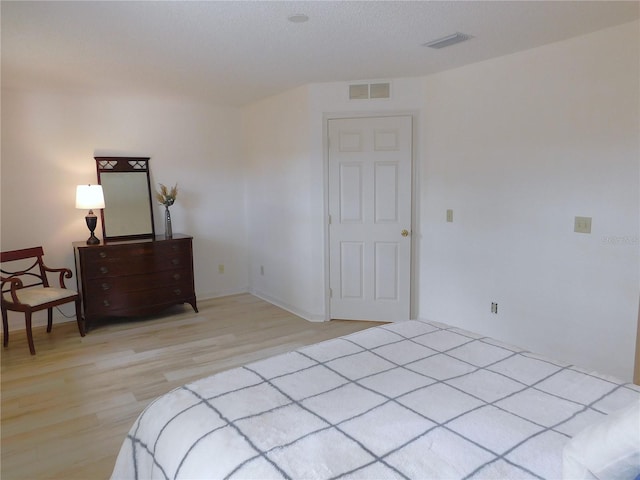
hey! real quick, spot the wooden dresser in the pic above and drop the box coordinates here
[73,234,197,330]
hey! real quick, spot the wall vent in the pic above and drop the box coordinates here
[349,82,390,100]
[370,83,390,99]
[349,84,369,100]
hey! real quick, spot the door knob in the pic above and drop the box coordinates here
[401,229,410,237]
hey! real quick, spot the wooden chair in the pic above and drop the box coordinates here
[1,246,85,354]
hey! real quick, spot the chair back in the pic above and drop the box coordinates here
[1,247,49,299]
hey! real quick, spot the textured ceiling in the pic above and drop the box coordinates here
[2,1,638,106]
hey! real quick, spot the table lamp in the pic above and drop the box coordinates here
[76,184,105,245]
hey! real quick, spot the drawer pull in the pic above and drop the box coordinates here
[173,289,182,296]
[99,251,107,258]
[171,258,181,265]
[101,283,110,291]
[100,266,109,274]
[173,273,181,280]
[103,300,110,307]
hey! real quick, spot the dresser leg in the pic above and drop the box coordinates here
[188,298,198,313]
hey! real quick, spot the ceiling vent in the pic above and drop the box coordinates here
[423,32,472,49]
[349,82,390,100]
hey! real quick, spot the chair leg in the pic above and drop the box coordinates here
[75,298,85,337]
[25,312,36,355]
[47,308,53,333]
[2,307,8,347]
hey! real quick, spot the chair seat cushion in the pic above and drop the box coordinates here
[4,287,78,307]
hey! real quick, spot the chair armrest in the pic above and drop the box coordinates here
[1,276,25,304]
[42,264,73,289]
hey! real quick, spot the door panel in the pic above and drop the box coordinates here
[328,115,412,321]
[340,242,364,299]
[375,242,399,300]
[340,163,363,223]
[375,163,399,223]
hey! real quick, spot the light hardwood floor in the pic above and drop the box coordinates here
[1,294,383,479]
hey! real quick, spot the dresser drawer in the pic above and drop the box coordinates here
[81,238,190,261]
[84,268,192,295]
[151,238,191,255]
[85,284,193,317]
[81,247,190,278]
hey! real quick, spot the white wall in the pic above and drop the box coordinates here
[243,85,324,319]
[419,20,639,380]
[1,89,248,330]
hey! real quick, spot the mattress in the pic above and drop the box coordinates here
[111,320,640,479]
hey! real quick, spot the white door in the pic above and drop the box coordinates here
[328,115,413,321]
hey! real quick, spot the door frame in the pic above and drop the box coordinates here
[323,110,421,321]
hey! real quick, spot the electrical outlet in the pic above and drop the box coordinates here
[491,302,498,314]
[218,264,224,274]
[446,209,453,222]
[574,216,592,234]
[260,265,264,275]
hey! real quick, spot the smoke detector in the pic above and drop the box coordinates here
[288,14,309,23]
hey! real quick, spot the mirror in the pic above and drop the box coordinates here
[95,157,155,241]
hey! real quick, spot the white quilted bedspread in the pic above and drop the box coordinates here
[111,320,640,479]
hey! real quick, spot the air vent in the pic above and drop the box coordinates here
[370,83,390,99]
[349,84,369,100]
[349,82,390,100]
[423,32,471,49]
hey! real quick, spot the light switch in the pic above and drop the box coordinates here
[574,216,592,234]
[446,209,453,223]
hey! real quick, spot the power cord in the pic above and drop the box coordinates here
[55,306,78,319]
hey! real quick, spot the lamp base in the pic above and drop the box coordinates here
[85,210,100,245]
[86,234,100,245]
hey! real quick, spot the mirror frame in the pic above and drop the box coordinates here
[95,156,156,241]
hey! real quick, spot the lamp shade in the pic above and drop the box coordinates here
[76,185,105,210]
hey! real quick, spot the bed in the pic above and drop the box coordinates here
[111,320,640,479]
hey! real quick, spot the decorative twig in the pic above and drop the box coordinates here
[156,183,178,207]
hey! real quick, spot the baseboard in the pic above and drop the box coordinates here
[4,288,252,332]
[250,289,326,322]
[196,287,250,302]
[5,288,322,332]
[5,306,77,332]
